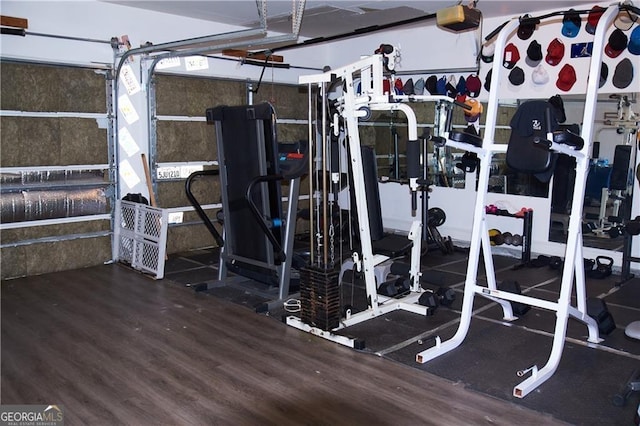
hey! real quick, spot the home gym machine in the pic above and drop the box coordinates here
[593,94,638,235]
[415,6,629,398]
[185,102,308,312]
[285,46,465,348]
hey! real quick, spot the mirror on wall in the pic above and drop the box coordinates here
[548,93,639,252]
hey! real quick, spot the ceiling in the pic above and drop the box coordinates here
[102,1,589,38]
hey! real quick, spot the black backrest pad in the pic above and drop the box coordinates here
[610,145,632,191]
[506,100,559,174]
[361,146,385,241]
[213,103,282,263]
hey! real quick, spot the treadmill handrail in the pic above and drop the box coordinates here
[245,174,287,264]
[185,169,224,247]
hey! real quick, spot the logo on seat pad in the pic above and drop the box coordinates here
[532,119,542,130]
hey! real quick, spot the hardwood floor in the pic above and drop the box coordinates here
[1,264,568,425]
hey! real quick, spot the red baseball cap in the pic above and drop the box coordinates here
[556,64,577,92]
[503,43,520,69]
[586,6,605,35]
[466,74,482,97]
[546,38,565,66]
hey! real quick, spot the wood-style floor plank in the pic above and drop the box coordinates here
[2,264,569,425]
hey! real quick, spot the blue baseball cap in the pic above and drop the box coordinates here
[629,25,640,55]
[436,76,447,95]
[562,9,581,38]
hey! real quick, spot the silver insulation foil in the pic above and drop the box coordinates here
[1,170,109,223]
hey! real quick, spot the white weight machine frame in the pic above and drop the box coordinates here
[415,7,623,398]
[286,54,463,347]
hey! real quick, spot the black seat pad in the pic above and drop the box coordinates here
[373,234,413,258]
[449,131,483,147]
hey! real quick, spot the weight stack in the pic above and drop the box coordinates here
[299,266,341,331]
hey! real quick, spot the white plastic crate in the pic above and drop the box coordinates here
[114,200,168,279]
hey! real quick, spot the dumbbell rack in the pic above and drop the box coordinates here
[486,209,533,266]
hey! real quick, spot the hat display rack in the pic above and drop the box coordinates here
[414,4,633,399]
[476,4,640,100]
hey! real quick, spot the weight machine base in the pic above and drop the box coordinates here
[285,316,366,349]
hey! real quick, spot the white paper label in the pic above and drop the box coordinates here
[118,127,139,157]
[157,57,181,69]
[120,64,141,96]
[119,158,141,189]
[185,56,209,71]
[118,94,139,125]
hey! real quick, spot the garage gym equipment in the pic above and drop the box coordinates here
[185,102,308,312]
[286,50,468,348]
[415,6,628,398]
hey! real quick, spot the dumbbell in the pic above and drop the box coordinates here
[502,231,513,245]
[489,229,504,245]
[378,277,411,297]
[418,286,456,314]
[515,207,532,218]
[512,234,523,246]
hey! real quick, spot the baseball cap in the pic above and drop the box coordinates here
[503,43,520,69]
[466,74,482,97]
[394,77,404,95]
[615,9,638,31]
[518,14,537,40]
[436,76,447,95]
[456,76,467,96]
[531,64,549,85]
[586,6,605,35]
[613,58,634,89]
[546,38,565,66]
[425,75,438,94]
[481,41,495,63]
[600,62,609,88]
[484,69,492,92]
[403,78,414,95]
[605,29,628,58]
[414,77,425,95]
[548,94,566,123]
[446,75,457,97]
[628,25,640,55]
[556,63,577,91]
[562,9,581,38]
[525,40,543,67]
[509,66,525,86]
